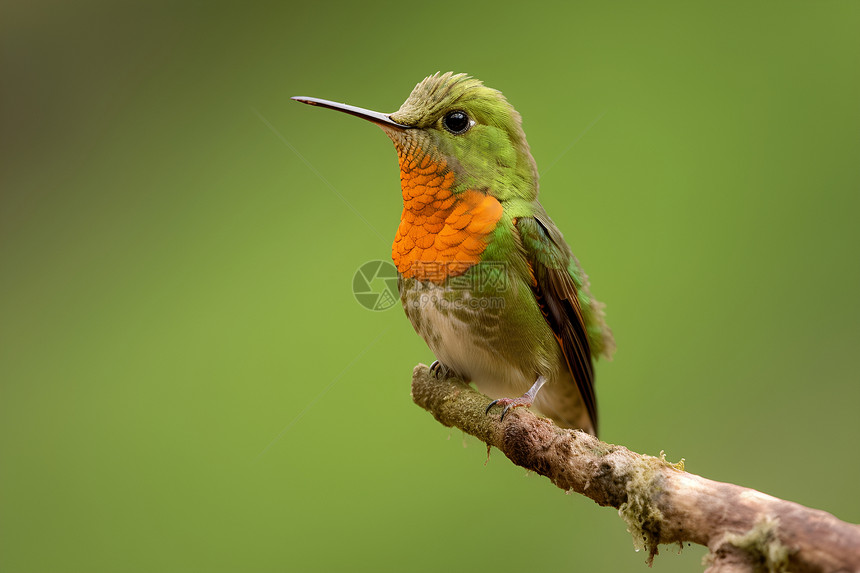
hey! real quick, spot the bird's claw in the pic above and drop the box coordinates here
[485,397,533,422]
[429,360,451,379]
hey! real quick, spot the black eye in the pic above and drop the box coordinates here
[443,110,471,134]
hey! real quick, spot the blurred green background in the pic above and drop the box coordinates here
[2,1,859,571]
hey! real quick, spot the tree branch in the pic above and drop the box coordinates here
[410,364,860,573]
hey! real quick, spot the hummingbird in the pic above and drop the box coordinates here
[293,73,614,435]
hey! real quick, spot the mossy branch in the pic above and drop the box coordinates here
[410,364,860,573]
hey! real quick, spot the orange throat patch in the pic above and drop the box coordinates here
[392,148,503,283]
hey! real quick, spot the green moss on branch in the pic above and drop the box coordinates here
[410,363,860,572]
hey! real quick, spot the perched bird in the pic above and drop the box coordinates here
[294,73,614,435]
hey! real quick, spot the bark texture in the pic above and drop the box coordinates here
[410,364,860,572]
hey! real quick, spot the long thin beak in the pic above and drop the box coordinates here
[291,96,412,130]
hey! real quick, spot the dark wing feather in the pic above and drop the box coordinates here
[516,215,598,434]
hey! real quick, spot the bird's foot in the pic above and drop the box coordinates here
[485,376,548,423]
[485,396,533,422]
[429,360,452,380]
